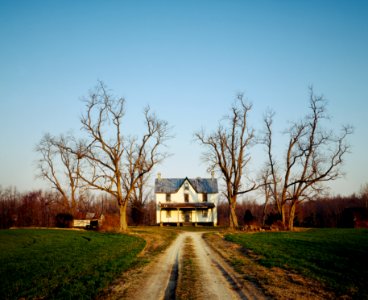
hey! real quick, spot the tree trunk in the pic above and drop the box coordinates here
[262,192,269,226]
[71,195,76,215]
[119,201,128,231]
[281,204,286,228]
[288,202,296,231]
[229,197,239,229]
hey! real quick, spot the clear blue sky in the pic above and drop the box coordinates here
[1,0,367,197]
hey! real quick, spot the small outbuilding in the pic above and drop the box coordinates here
[73,212,104,229]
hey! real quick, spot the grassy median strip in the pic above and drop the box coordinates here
[0,229,145,299]
[225,228,368,299]
[176,237,202,300]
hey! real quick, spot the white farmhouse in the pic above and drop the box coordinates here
[155,174,218,226]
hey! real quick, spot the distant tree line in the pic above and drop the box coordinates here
[0,186,156,230]
[1,184,367,230]
[216,190,368,229]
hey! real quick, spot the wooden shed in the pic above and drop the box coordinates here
[73,212,104,229]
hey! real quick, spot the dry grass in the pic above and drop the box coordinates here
[129,226,178,258]
[203,232,335,300]
[176,237,203,300]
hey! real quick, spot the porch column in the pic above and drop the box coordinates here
[160,207,163,227]
[177,208,180,226]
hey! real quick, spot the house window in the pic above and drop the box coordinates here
[166,210,171,218]
[184,194,189,203]
[184,181,189,191]
[202,193,208,202]
[202,210,208,218]
[166,193,171,202]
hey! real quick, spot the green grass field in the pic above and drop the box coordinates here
[0,229,145,299]
[225,228,368,298]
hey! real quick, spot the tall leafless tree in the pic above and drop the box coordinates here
[75,81,170,231]
[263,88,353,230]
[195,94,256,229]
[35,133,80,214]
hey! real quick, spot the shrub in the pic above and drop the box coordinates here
[265,212,282,226]
[55,213,73,228]
[243,209,254,224]
[99,213,120,232]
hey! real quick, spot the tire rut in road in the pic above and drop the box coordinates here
[129,233,185,300]
[211,259,249,300]
[164,251,179,300]
[189,232,247,300]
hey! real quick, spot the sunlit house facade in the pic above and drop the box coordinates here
[155,174,218,226]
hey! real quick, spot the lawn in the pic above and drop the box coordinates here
[225,228,368,299]
[0,229,145,299]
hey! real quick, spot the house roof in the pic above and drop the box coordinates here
[74,212,103,220]
[155,177,218,194]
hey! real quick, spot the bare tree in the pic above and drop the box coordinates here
[195,94,256,229]
[76,81,170,231]
[35,133,80,214]
[263,88,353,230]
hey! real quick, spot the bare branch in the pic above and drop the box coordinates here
[35,133,80,213]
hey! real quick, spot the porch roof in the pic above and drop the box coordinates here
[159,202,215,209]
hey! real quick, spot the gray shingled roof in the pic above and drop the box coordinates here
[155,177,218,194]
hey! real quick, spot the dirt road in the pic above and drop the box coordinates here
[129,231,265,300]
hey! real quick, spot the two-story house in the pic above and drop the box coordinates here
[155,174,218,226]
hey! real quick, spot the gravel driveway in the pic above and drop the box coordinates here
[130,231,265,300]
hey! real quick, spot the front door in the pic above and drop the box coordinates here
[184,211,191,222]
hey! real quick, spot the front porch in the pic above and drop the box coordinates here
[158,202,216,226]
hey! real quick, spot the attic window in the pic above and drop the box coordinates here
[166,193,171,202]
[184,181,189,191]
